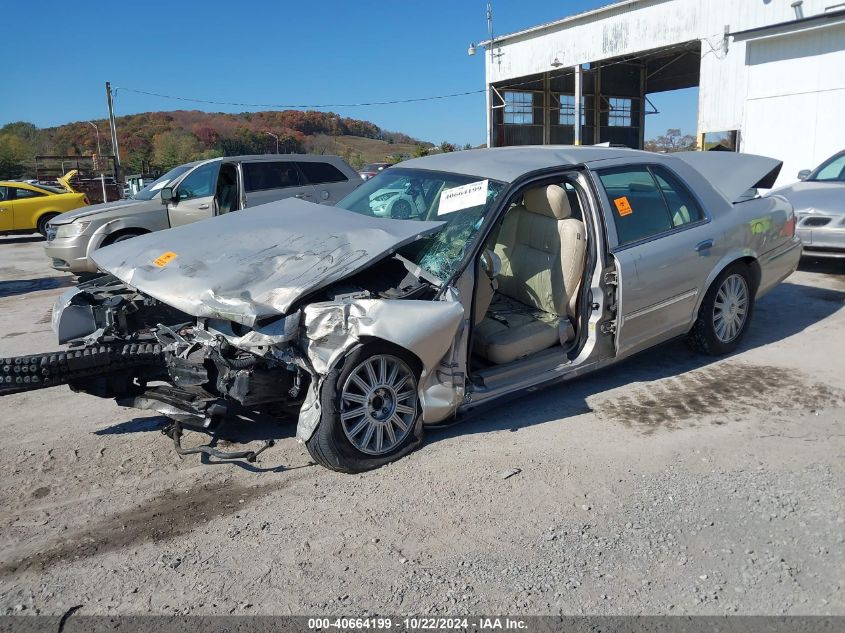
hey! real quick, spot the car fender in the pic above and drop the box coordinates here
[691,247,760,321]
[295,297,465,441]
[84,216,165,260]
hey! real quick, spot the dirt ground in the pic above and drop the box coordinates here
[0,234,843,617]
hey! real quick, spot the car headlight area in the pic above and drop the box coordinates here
[54,221,91,239]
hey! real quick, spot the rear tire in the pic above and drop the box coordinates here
[687,262,755,356]
[306,342,423,473]
[37,213,59,238]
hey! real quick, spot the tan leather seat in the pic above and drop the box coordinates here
[474,184,586,365]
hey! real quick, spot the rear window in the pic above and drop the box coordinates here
[598,165,704,246]
[297,161,348,184]
[243,161,302,192]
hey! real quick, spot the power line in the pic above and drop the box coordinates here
[114,86,486,109]
[115,35,723,110]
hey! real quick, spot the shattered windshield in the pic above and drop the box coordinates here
[335,167,506,281]
[132,164,192,200]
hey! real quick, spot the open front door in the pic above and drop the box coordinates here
[168,162,219,228]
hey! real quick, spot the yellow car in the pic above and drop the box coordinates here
[0,175,90,237]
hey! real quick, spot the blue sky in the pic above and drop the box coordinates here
[1,0,697,145]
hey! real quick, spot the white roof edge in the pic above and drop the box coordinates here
[730,9,845,42]
[478,0,649,47]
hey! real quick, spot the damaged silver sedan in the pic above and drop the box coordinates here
[1,147,802,472]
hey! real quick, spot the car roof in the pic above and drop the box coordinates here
[399,145,644,182]
[197,154,349,165]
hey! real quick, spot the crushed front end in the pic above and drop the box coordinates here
[2,275,310,431]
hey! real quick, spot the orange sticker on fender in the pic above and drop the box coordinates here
[153,251,177,267]
[614,196,633,216]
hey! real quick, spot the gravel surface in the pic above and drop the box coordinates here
[0,235,843,616]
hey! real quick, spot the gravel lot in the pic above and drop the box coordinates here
[0,234,843,617]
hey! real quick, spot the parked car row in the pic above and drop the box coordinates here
[1,146,802,474]
[4,147,839,272]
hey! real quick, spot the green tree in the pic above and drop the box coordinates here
[439,141,456,153]
[413,144,428,158]
[0,133,32,179]
[644,128,697,153]
[152,130,202,170]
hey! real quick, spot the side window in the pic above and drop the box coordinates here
[0,187,7,201]
[598,166,673,246]
[651,165,704,227]
[815,154,845,181]
[14,187,46,200]
[176,163,218,200]
[297,161,347,185]
[242,161,302,192]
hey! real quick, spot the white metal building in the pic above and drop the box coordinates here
[479,0,845,186]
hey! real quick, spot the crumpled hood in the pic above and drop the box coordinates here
[50,198,158,224]
[767,181,845,215]
[92,198,445,327]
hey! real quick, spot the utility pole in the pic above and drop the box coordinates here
[265,131,280,154]
[87,121,108,203]
[106,82,121,186]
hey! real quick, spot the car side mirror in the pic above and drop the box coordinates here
[797,169,811,180]
[160,186,177,204]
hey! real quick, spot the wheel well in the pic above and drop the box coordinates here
[101,227,149,246]
[36,212,60,229]
[736,256,762,293]
[354,336,424,377]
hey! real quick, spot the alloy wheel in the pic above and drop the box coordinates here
[712,273,749,343]
[340,354,418,455]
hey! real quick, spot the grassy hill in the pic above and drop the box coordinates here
[315,135,423,165]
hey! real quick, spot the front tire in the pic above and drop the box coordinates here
[37,213,59,238]
[306,342,423,473]
[687,263,755,356]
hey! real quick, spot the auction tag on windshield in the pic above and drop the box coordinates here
[614,196,633,216]
[153,251,178,267]
[438,180,489,215]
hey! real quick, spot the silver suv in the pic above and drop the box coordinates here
[44,154,361,274]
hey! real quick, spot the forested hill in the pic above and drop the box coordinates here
[0,110,433,178]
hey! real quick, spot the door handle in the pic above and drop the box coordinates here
[0,208,8,212]
[295,193,311,199]
[198,204,210,210]
[695,239,714,252]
